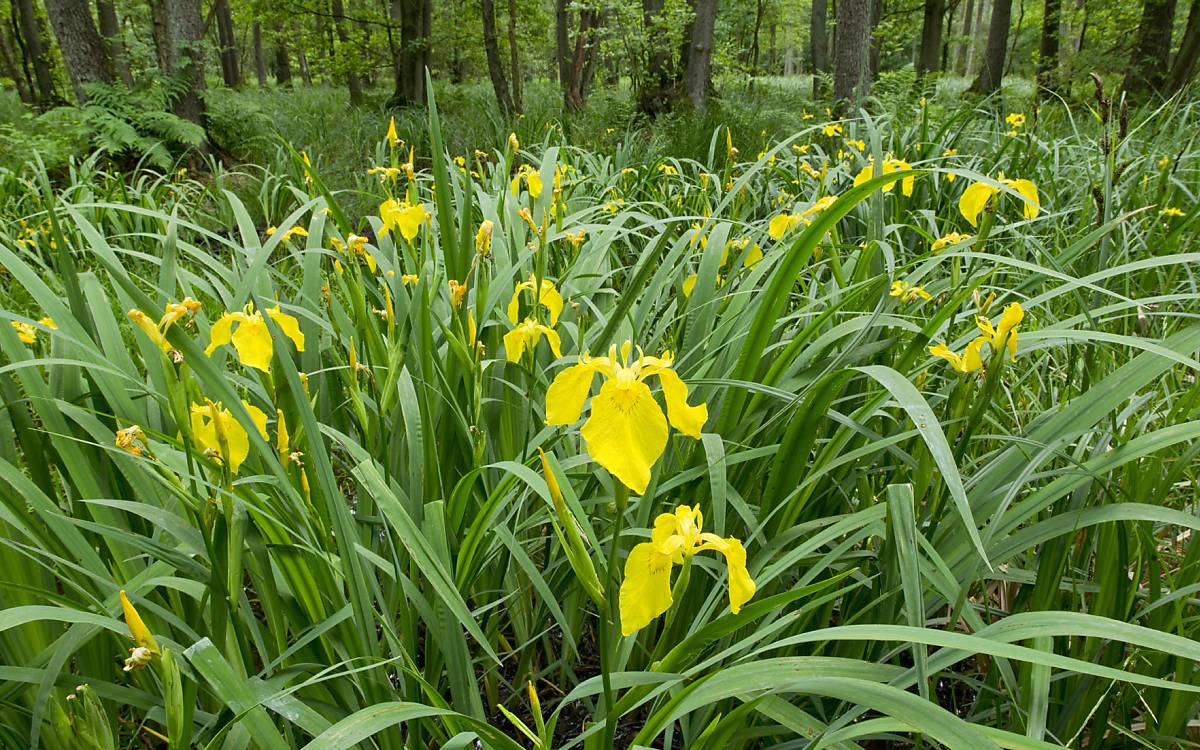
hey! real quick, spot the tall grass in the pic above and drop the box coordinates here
[1,84,1199,749]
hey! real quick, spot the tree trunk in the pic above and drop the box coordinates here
[970,0,1011,93]
[749,0,764,76]
[252,20,267,85]
[506,0,522,112]
[1004,0,1023,77]
[330,0,363,105]
[391,0,428,107]
[149,0,169,69]
[1035,0,1061,91]
[481,0,514,114]
[682,0,718,108]
[213,0,239,87]
[918,0,946,74]
[868,0,883,78]
[956,0,975,73]
[13,0,56,101]
[95,0,132,85]
[43,0,112,101]
[833,0,871,111]
[160,0,208,139]
[0,24,32,102]
[1168,0,1200,92]
[1125,0,1178,98]
[297,47,312,84]
[555,0,570,88]
[638,0,674,114]
[810,0,829,95]
[272,21,292,86]
[563,6,595,110]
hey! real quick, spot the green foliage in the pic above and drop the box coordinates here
[2,85,1200,748]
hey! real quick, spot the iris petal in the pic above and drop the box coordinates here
[958,182,996,228]
[205,312,239,356]
[619,542,675,636]
[545,363,596,425]
[267,307,306,352]
[580,377,667,494]
[653,368,708,438]
[231,315,274,372]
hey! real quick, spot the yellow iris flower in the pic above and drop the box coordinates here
[386,116,401,148]
[190,399,268,475]
[119,589,160,671]
[504,319,562,362]
[10,320,37,344]
[928,302,1025,373]
[510,165,543,198]
[853,157,915,196]
[620,504,755,635]
[205,303,305,373]
[379,199,428,241]
[890,280,932,302]
[930,231,972,253]
[545,342,707,494]
[507,274,563,327]
[769,196,836,240]
[958,176,1040,228]
[476,220,495,255]
[128,297,201,353]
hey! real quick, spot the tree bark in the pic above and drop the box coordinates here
[868,0,883,78]
[918,0,946,74]
[95,0,132,85]
[970,0,1011,93]
[330,0,363,105]
[833,0,871,111]
[749,0,764,76]
[1035,0,1060,91]
[638,0,674,114]
[1168,0,1200,92]
[682,0,718,108]
[1125,0,1177,97]
[390,0,428,107]
[810,0,829,95]
[956,0,974,73]
[555,0,570,87]
[43,0,112,101]
[272,21,292,86]
[505,0,522,112]
[13,0,56,101]
[252,20,267,85]
[213,0,239,87]
[0,24,32,102]
[160,0,208,137]
[481,0,513,114]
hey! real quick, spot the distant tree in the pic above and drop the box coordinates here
[918,0,946,74]
[556,0,598,110]
[506,0,522,111]
[1125,0,1177,98]
[391,0,431,106]
[252,20,268,86]
[43,0,112,101]
[330,0,363,104]
[95,0,132,85]
[1036,0,1060,92]
[1168,0,1200,92]
[0,26,33,102]
[159,0,209,139]
[833,0,872,111]
[272,22,292,86]
[638,0,675,114]
[682,0,718,107]
[213,0,240,87]
[809,0,829,95]
[970,0,1012,93]
[481,0,515,114]
[11,0,56,102]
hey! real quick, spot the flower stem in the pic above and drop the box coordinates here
[599,482,629,748]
